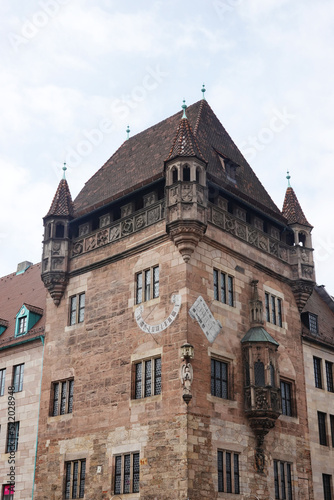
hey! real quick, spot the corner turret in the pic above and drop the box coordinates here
[41,165,74,306]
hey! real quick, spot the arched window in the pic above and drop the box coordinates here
[196,168,200,183]
[298,232,306,247]
[55,223,64,238]
[254,361,265,386]
[270,362,275,387]
[172,168,178,184]
[47,223,52,239]
[183,165,190,182]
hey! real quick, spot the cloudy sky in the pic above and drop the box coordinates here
[1,0,333,292]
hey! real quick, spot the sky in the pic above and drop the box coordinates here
[0,0,333,293]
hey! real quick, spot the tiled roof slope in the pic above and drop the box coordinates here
[0,263,46,345]
[165,116,206,163]
[73,100,283,220]
[282,186,312,227]
[46,178,74,218]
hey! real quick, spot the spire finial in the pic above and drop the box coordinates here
[181,99,187,119]
[126,125,130,140]
[201,84,206,100]
[286,170,291,187]
[62,162,67,180]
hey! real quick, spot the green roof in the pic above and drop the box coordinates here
[241,326,279,346]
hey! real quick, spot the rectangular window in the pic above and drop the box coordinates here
[217,450,240,494]
[326,361,334,393]
[13,364,24,393]
[323,474,332,500]
[6,421,19,453]
[0,368,6,396]
[308,313,318,334]
[65,459,86,499]
[211,359,228,399]
[2,485,14,500]
[213,269,234,306]
[274,460,293,499]
[280,380,293,417]
[134,357,161,399]
[265,292,283,326]
[318,411,328,446]
[136,266,159,304]
[314,357,323,389]
[114,452,140,494]
[69,293,85,325]
[18,316,27,334]
[52,379,74,416]
[330,415,334,448]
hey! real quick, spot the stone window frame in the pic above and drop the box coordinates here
[326,361,334,393]
[217,449,240,494]
[313,356,323,389]
[12,363,24,393]
[318,411,328,446]
[211,358,230,400]
[113,451,140,495]
[50,378,74,417]
[322,474,333,500]
[6,421,19,453]
[69,292,85,326]
[213,267,235,307]
[264,289,283,328]
[132,356,162,400]
[280,378,296,417]
[0,367,6,396]
[273,459,294,500]
[135,265,159,305]
[208,348,236,404]
[64,458,86,499]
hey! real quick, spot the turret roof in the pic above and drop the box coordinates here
[46,179,74,218]
[73,100,285,221]
[165,115,206,163]
[282,186,312,227]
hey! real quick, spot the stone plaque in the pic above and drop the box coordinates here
[189,296,222,343]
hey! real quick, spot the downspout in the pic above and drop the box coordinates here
[31,335,45,499]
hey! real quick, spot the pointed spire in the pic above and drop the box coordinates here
[201,84,206,100]
[126,125,130,140]
[282,185,311,227]
[46,176,74,218]
[165,102,207,163]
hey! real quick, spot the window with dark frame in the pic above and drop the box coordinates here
[274,460,293,500]
[331,415,334,448]
[6,421,19,453]
[211,359,229,399]
[114,452,140,495]
[65,459,86,499]
[217,450,240,494]
[254,361,265,387]
[323,474,332,500]
[265,292,283,327]
[134,357,161,399]
[314,357,323,389]
[308,313,318,334]
[0,368,6,396]
[280,380,293,417]
[13,364,24,393]
[213,269,234,306]
[52,379,74,416]
[326,361,334,393]
[318,411,328,446]
[136,266,159,304]
[69,293,85,325]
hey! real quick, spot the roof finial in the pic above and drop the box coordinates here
[126,125,130,140]
[201,84,206,100]
[181,99,187,119]
[286,170,291,187]
[62,162,67,180]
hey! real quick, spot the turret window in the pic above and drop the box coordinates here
[55,222,65,238]
[254,361,265,387]
[183,165,190,181]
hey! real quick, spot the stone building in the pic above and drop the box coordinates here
[301,285,334,500]
[0,262,46,500]
[36,97,318,499]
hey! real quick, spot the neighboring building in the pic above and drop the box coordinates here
[302,285,334,500]
[0,262,46,500]
[35,97,317,499]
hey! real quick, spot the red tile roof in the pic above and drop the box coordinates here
[73,100,284,221]
[282,187,312,227]
[46,178,74,218]
[0,263,46,346]
[165,116,206,163]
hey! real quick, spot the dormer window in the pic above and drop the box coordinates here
[0,319,8,335]
[15,304,43,337]
[301,312,318,334]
